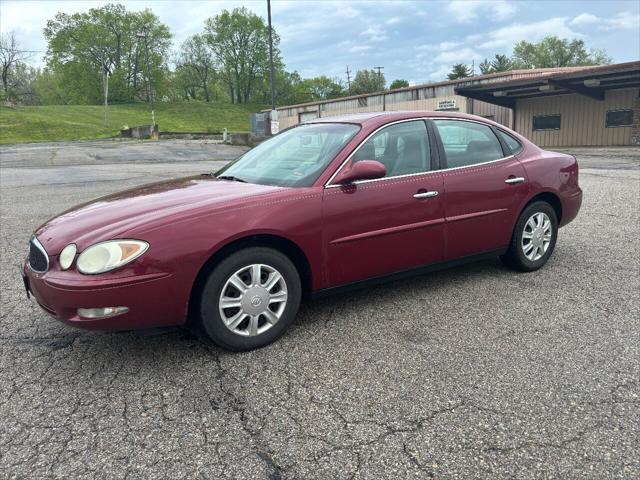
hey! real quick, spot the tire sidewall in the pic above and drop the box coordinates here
[199,247,301,351]
[512,201,558,271]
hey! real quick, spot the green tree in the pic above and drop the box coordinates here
[1,32,35,102]
[299,76,344,100]
[43,3,172,114]
[447,63,472,80]
[389,79,409,89]
[351,69,385,95]
[479,54,514,74]
[205,7,280,104]
[176,34,216,102]
[479,59,492,75]
[512,36,611,68]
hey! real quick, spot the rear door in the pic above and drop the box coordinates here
[322,120,445,287]
[431,119,528,260]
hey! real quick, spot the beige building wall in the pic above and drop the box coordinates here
[515,88,637,147]
[276,93,512,130]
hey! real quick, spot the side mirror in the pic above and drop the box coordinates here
[333,160,386,185]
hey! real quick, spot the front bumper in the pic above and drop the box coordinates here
[22,262,186,331]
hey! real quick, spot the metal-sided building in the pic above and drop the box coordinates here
[456,61,639,147]
[266,61,639,147]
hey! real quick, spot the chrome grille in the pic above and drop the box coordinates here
[29,237,49,273]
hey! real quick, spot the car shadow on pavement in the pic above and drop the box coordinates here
[15,258,510,367]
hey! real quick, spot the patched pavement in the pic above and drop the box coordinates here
[1,141,638,479]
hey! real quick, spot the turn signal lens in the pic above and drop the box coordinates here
[77,240,149,274]
[59,243,77,270]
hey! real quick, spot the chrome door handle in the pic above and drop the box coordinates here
[505,177,525,184]
[413,191,439,199]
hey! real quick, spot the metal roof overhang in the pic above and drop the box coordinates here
[455,61,640,108]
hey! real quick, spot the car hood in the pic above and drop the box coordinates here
[35,176,286,253]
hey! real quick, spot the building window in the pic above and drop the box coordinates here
[533,114,561,131]
[606,109,633,128]
[358,97,368,107]
[409,89,419,101]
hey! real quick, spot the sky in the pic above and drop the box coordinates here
[1,0,639,85]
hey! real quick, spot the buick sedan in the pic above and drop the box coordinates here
[23,111,582,350]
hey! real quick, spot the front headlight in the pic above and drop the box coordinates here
[77,240,149,274]
[59,243,77,270]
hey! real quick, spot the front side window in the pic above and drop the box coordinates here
[433,120,504,168]
[217,123,359,187]
[352,120,430,177]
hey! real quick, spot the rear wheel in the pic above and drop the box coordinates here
[199,247,301,351]
[501,201,558,272]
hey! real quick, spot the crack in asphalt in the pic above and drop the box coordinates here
[1,146,639,479]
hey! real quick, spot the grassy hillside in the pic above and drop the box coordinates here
[0,102,261,144]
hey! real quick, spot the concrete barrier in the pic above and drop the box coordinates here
[120,124,159,139]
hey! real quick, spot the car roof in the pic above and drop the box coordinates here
[304,110,499,128]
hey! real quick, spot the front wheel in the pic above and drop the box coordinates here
[199,247,302,351]
[501,201,558,272]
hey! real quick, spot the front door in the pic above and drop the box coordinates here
[431,119,529,260]
[322,120,445,287]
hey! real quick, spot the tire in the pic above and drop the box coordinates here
[501,201,558,272]
[199,247,301,351]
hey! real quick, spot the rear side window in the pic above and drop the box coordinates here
[353,120,430,177]
[433,120,504,168]
[496,129,524,155]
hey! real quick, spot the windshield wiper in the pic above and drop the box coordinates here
[216,174,248,183]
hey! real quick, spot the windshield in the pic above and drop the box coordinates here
[216,123,360,187]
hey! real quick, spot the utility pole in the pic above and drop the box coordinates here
[267,0,276,111]
[345,65,351,94]
[103,66,110,127]
[374,66,384,88]
[137,30,155,127]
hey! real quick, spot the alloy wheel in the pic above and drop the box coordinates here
[522,212,552,261]
[218,263,288,337]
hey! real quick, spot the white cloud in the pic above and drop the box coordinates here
[599,11,640,30]
[360,25,388,42]
[386,16,401,25]
[569,11,640,31]
[433,47,479,64]
[569,13,599,26]
[417,41,461,52]
[349,45,372,53]
[477,17,582,49]
[445,0,516,23]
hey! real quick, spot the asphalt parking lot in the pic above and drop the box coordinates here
[1,140,638,479]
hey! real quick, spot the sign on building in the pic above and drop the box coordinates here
[437,99,457,111]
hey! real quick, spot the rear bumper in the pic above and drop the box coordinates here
[22,262,187,331]
[559,187,583,227]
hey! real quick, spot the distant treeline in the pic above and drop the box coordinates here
[0,3,611,106]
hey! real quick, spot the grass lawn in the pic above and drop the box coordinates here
[0,102,262,144]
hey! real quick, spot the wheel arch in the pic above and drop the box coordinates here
[520,191,562,224]
[187,234,313,323]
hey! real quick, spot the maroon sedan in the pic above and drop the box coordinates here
[23,112,582,350]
